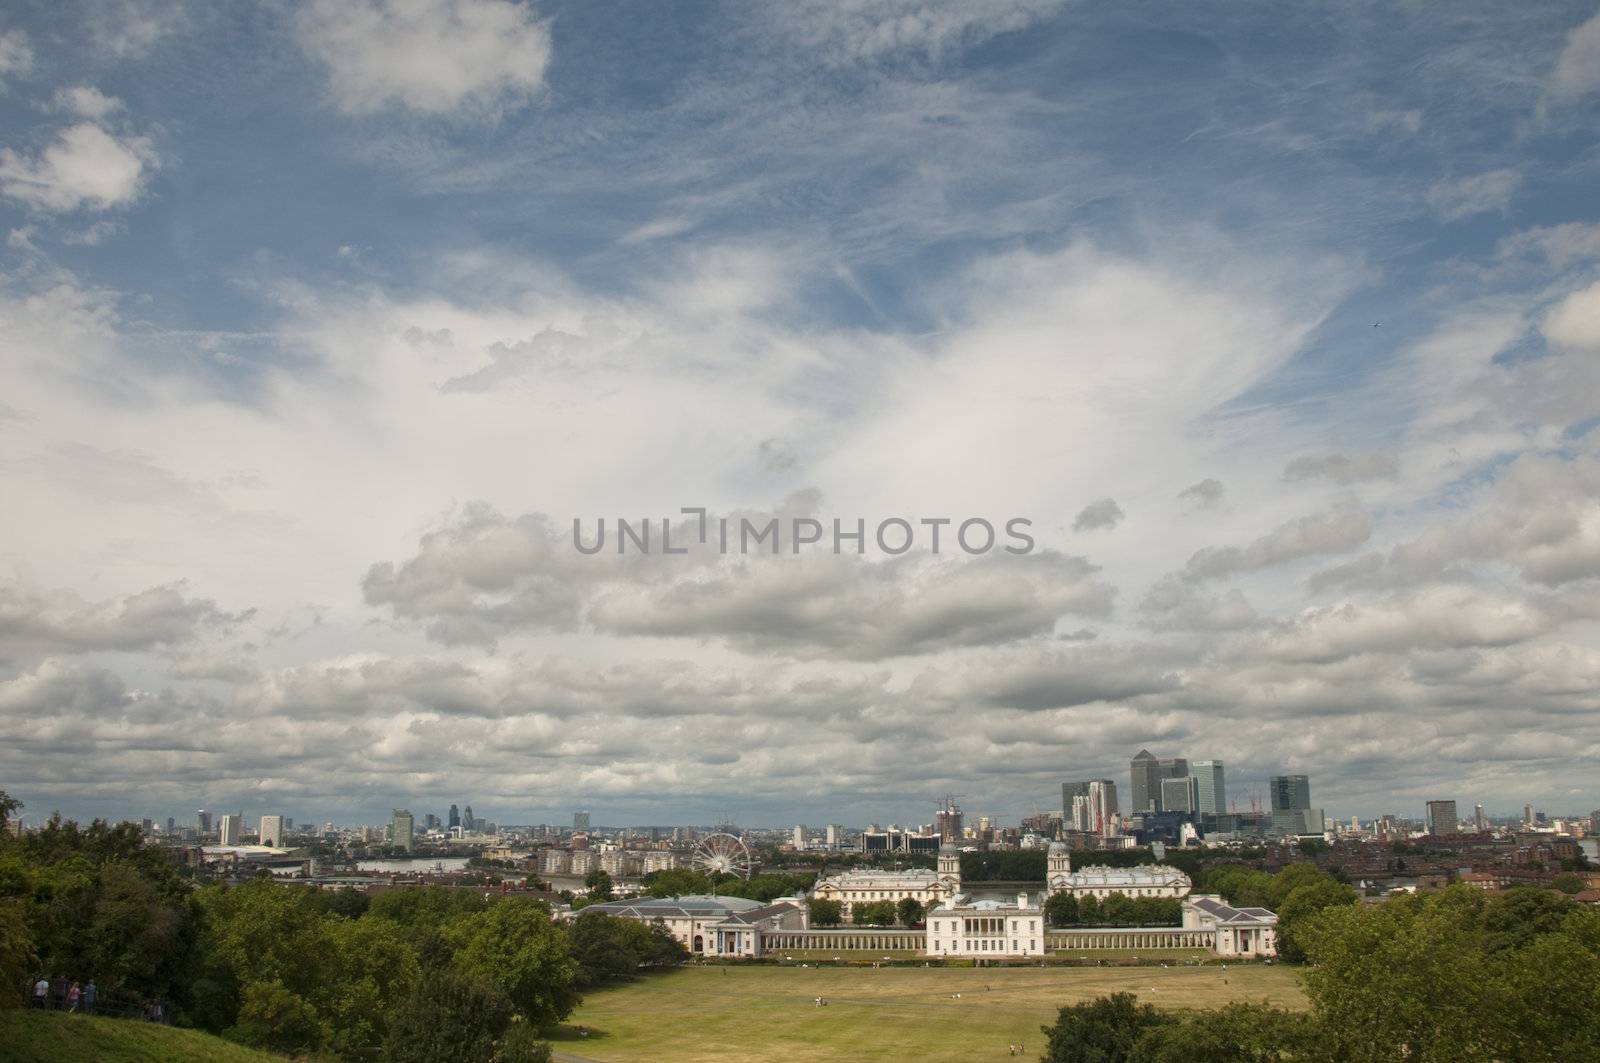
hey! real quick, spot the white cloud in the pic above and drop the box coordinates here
[763,0,1069,66]
[1550,11,1600,99]
[1543,279,1600,352]
[0,29,32,80]
[1184,503,1373,582]
[296,0,552,115]
[1425,168,1521,221]
[54,86,123,119]
[0,123,155,212]
[1282,452,1398,485]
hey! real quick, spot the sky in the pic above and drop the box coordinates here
[3,1,1600,831]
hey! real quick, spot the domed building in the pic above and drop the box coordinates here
[1044,840,1191,899]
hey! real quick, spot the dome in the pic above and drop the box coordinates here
[939,842,959,853]
[1047,841,1069,855]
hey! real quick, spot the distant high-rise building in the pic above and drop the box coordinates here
[463,805,475,832]
[165,816,175,835]
[141,818,153,835]
[1524,804,1536,827]
[1070,780,1119,835]
[1130,750,1189,813]
[936,799,964,843]
[1192,760,1226,815]
[391,809,415,852]
[1270,775,1314,835]
[198,809,212,835]
[826,824,842,847]
[448,804,460,830]
[218,814,241,846]
[1160,776,1200,814]
[259,815,285,847]
[792,824,806,849]
[574,810,590,831]
[1063,780,1090,815]
[1474,804,1487,832]
[1425,800,1458,838]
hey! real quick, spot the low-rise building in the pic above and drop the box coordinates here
[1182,894,1277,957]
[573,895,805,957]
[812,868,958,910]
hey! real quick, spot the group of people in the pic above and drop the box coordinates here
[29,976,95,1013]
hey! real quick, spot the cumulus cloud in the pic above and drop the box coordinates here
[1072,497,1124,531]
[365,502,1115,659]
[1178,478,1224,510]
[1542,279,1600,352]
[1139,577,1257,631]
[0,580,241,664]
[1425,169,1521,221]
[0,123,155,212]
[54,86,122,119]
[1184,503,1373,582]
[1282,452,1398,484]
[296,0,552,115]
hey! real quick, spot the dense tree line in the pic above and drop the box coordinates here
[638,867,814,902]
[0,794,688,1061]
[1043,892,1183,927]
[1042,884,1600,1062]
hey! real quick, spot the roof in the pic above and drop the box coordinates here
[1061,865,1190,888]
[815,870,941,889]
[1187,895,1277,925]
[933,892,1040,913]
[577,894,765,920]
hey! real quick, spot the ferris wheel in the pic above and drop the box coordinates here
[692,832,753,879]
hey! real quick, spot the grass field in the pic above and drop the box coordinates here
[552,963,1308,1062]
[0,1011,287,1063]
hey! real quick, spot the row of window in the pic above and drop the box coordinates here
[929,919,1039,933]
[933,939,1038,952]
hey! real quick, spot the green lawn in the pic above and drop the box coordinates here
[0,1010,288,1063]
[553,963,1308,1062]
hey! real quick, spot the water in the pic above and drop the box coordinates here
[354,857,472,873]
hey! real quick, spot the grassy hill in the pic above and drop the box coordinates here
[0,1010,289,1063]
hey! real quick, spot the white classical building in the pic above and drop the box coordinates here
[572,895,806,958]
[1045,842,1191,899]
[925,891,1046,957]
[1182,895,1278,957]
[811,845,964,912]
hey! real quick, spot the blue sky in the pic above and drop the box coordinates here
[3,1,1600,831]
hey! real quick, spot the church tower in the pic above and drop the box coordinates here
[1046,841,1073,895]
[937,843,962,892]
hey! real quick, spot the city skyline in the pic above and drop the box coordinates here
[4,3,1600,825]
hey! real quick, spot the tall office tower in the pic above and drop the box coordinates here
[1063,780,1090,815]
[792,824,806,849]
[198,809,212,835]
[574,810,591,831]
[284,818,293,831]
[1192,760,1227,815]
[1425,800,1458,838]
[165,816,175,835]
[218,814,241,845]
[1130,750,1189,812]
[1270,775,1312,834]
[1161,776,1200,814]
[826,824,842,847]
[1474,804,1487,832]
[259,814,285,847]
[1524,804,1535,827]
[463,805,475,832]
[448,804,460,830]
[391,809,415,851]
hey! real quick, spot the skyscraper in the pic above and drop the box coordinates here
[1474,804,1487,832]
[259,814,284,847]
[1425,800,1458,838]
[448,804,460,830]
[197,809,212,835]
[463,805,475,832]
[1160,776,1200,814]
[1130,750,1189,812]
[936,798,964,843]
[1270,775,1312,835]
[1192,760,1226,815]
[574,810,590,831]
[391,809,415,852]
[218,813,241,845]
[792,824,806,849]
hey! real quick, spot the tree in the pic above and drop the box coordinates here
[382,968,513,1063]
[1101,892,1136,926]
[1041,992,1172,1063]
[227,979,325,1056]
[583,869,615,901]
[852,900,897,926]
[1274,878,1357,962]
[1551,874,1587,895]
[808,898,843,926]
[1134,1002,1318,1062]
[1044,891,1079,927]
[0,898,36,1008]
[1077,894,1102,925]
[452,899,580,1027]
[896,897,924,927]
[569,912,638,987]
